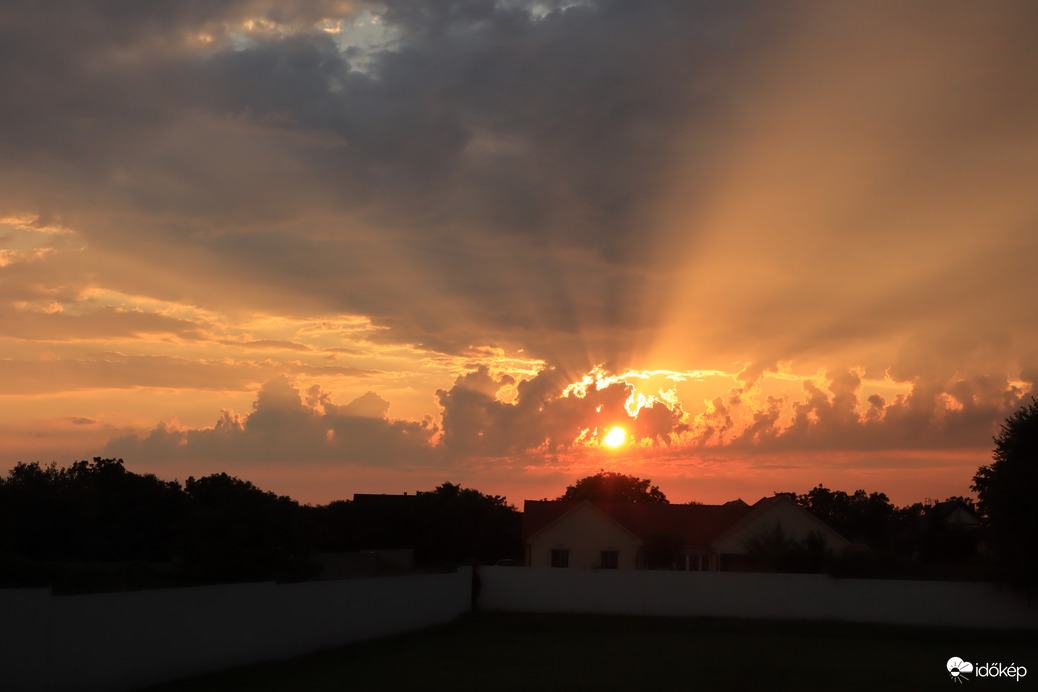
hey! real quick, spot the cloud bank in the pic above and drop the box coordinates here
[1,1,1036,502]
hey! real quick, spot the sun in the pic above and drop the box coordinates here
[603,426,626,448]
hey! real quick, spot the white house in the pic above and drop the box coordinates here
[523,496,849,571]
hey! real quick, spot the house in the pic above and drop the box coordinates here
[523,496,849,571]
[924,500,981,531]
[912,499,985,562]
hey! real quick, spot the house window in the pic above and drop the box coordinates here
[600,550,619,569]
[550,549,569,568]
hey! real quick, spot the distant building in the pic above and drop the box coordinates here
[912,499,985,562]
[924,500,981,531]
[352,492,419,507]
[523,496,849,571]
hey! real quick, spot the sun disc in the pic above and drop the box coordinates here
[603,426,626,448]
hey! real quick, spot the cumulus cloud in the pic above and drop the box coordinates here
[718,369,1027,453]
[105,366,694,469]
[435,365,689,456]
[104,376,437,467]
[87,361,1029,504]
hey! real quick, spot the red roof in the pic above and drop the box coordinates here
[523,499,762,547]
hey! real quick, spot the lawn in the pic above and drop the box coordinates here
[142,612,1036,691]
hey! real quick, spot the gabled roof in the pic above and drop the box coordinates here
[928,500,980,522]
[523,499,756,547]
[921,500,982,531]
[712,495,849,548]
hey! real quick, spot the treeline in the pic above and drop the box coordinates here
[779,486,984,579]
[0,457,989,593]
[793,485,979,556]
[0,458,521,593]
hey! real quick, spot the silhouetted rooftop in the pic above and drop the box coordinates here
[352,492,419,506]
[523,499,771,547]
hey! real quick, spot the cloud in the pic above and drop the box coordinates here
[217,339,314,351]
[719,369,1028,453]
[2,2,1038,503]
[1,307,209,342]
[104,376,437,467]
[103,365,695,470]
[642,1,1038,380]
[0,354,378,395]
[88,362,1030,507]
[5,1,1035,377]
[62,417,98,426]
[0,0,792,370]
[435,365,689,456]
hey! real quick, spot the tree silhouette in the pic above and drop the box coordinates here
[0,458,189,591]
[413,482,521,567]
[0,458,529,589]
[558,471,669,504]
[179,473,318,584]
[795,484,896,548]
[314,482,521,569]
[972,398,1038,589]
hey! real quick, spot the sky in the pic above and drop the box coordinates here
[2,0,1037,507]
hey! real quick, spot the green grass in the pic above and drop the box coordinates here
[142,612,1036,691]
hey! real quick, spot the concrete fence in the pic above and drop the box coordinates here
[4,568,1036,691]
[1,570,472,692]
[478,567,1038,630]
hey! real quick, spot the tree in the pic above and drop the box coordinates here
[795,484,896,548]
[180,473,318,584]
[325,482,522,569]
[558,471,669,504]
[0,458,191,592]
[412,482,522,567]
[0,458,186,562]
[972,398,1038,589]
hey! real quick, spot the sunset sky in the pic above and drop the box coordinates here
[2,0,1037,507]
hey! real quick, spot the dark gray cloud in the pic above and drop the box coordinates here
[0,0,789,370]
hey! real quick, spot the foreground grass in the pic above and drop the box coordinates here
[142,612,1036,691]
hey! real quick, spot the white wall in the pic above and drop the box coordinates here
[0,589,51,692]
[7,566,1035,692]
[2,570,472,692]
[528,503,642,569]
[479,567,1038,630]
